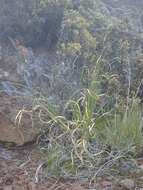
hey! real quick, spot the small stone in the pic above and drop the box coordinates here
[120,179,135,190]
[70,183,84,190]
[28,182,37,190]
[4,186,12,190]
[5,177,13,186]
[14,186,25,190]
[4,72,9,77]
[139,165,143,170]
[100,180,112,188]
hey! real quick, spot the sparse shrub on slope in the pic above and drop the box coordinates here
[32,88,111,177]
[32,85,143,179]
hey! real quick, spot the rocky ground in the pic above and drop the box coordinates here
[0,144,143,190]
[0,145,85,190]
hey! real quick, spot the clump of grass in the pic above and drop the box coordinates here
[16,89,143,180]
[32,89,127,179]
[97,98,143,155]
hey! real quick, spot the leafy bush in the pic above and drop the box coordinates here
[59,9,96,70]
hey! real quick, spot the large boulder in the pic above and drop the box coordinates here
[0,112,23,145]
[0,93,42,145]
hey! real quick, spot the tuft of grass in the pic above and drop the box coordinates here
[97,99,143,154]
[32,89,124,179]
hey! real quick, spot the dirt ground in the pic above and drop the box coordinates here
[0,145,84,190]
[0,145,143,190]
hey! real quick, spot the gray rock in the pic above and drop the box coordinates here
[120,179,135,190]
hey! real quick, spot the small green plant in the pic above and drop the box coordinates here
[97,99,143,154]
